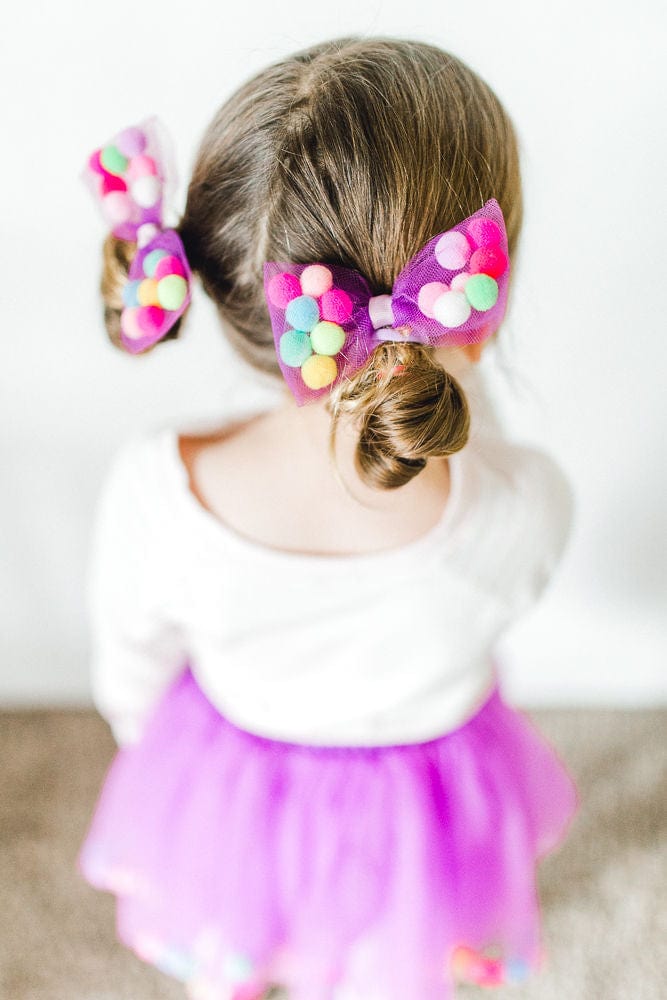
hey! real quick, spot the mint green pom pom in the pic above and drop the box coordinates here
[310,321,345,356]
[157,275,188,310]
[100,144,128,176]
[464,274,498,311]
[143,249,169,277]
[280,329,312,367]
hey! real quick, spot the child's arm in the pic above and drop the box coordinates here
[85,436,189,748]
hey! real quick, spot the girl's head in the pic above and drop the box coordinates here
[102,35,522,490]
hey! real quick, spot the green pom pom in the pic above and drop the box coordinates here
[280,329,312,367]
[310,321,345,356]
[100,144,128,176]
[157,275,188,310]
[464,274,498,311]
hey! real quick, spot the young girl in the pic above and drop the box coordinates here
[78,35,579,1000]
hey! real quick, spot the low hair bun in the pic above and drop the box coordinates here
[328,341,471,491]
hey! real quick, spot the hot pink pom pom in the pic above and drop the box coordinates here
[320,288,353,323]
[469,246,508,279]
[88,149,107,176]
[137,305,166,335]
[154,255,186,280]
[466,218,502,250]
[102,174,127,195]
[267,273,301,308]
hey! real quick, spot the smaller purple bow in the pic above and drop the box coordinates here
[83,117,192,355]
[263,198,510,405]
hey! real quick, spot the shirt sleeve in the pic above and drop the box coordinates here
[84,434,189,748]
[506,444,576,618]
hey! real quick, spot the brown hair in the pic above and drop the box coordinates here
[101,35,523,489]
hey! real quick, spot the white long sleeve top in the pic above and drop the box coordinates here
[85,367,574,748]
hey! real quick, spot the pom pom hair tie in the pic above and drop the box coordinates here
[82,117,192,354]
[264,198,510,405]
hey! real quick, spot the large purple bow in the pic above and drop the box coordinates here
[263,198,510,406]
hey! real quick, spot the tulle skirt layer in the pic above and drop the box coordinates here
[77,664,579,1000]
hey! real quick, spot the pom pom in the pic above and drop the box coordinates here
[469,246,507,279]
[505,958,530,984]
[100,144,128,177]
[126,155,158,181]
[417,282,449,318]
[464,274,498,311]
[301,354,337,389]
[114,127,147,158]
[450,272,471,293]
[137,305,165,335]
[279,330,313,367]
[101,174,127,195]
[122,280,142,308]
[435,231,471,271]
[300,264,333,297]
[432,291,471,328]
[102,191,132,225]
[131,176,161,209]
[88,150,106,176]
[143,249,170,277]
[157,274,188,310]
[137,223,159,248]
[310,321,345,356]
[320,288,353,323]
[285,295,320,332]
[138,278,160,306]
[267,272,301,308]
[154,255,186,280]
[120,307,143,340]
[466,217,502,249]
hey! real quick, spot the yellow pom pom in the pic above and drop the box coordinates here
[138,278,160,306]
[301,354,337,389]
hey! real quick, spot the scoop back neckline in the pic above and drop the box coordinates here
[159,424,465,571]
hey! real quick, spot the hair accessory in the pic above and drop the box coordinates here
[82,117,192,354]
[263,198,509,405]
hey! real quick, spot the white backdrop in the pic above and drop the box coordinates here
[1,0,664,706]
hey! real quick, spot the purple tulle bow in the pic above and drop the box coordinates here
[83,117,192,355]
[263,198,510,406]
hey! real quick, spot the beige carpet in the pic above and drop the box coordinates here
[1,705,665,1000]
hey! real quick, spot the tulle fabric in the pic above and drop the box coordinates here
[77,664,579,1000]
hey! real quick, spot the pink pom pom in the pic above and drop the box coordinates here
[88,150,107,176]
[137,305,166,335]
[120,307,143,340]
[267,272,301,308]
[102,191,133,225]
[450,272,471,292]
[300,264,333,297]
[102,174,127,195]
[466,218,502,250]
[417,281,449,318]
[126,155,158,181]
[469,246,508,279]
[320,288,353,323]
[154,255,186,280]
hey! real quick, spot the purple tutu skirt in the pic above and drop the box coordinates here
[77,664,579,1000]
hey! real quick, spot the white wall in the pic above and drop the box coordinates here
[1,0,665,706]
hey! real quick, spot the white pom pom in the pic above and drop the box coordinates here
[131,176,161,208]
[432,291,471,328]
